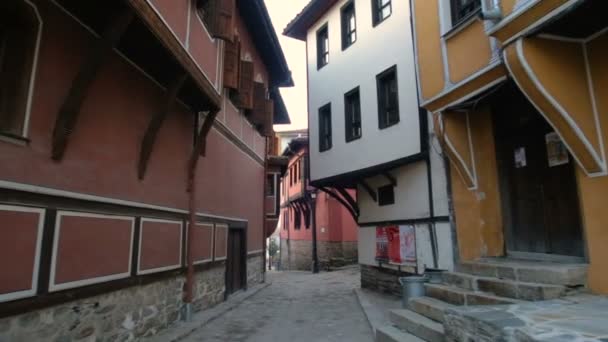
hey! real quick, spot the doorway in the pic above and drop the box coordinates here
[493,83,584,258]
[225,228,247,296]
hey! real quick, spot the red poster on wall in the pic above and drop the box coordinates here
[375,226,389,262]
[387,225,417,265]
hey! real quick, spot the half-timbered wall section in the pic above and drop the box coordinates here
[0,0,292,340]
[413,0,608,294]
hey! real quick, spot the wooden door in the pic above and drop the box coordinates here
[225,228,246,296]
[493,84,584,257]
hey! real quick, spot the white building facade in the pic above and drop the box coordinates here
[285,0,454,290]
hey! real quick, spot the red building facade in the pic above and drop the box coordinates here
[0,0,291,340]
[279,138,358,271]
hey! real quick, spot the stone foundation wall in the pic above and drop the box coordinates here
[280,239,358,271]
[360,264,408,297]
[0,255,264,342]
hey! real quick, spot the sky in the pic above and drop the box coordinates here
[265,0,310,132]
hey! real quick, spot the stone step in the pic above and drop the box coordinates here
[390,309,445,342]
[375,324,425,342]
[457,258,587,287]
[424,283,522,306]
[442,272,567,301]
[408,296,454,323]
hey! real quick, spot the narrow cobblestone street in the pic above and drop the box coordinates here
[182,267,374,342]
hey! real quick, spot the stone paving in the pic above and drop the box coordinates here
[444,294,608,341]
[180,266,374,342]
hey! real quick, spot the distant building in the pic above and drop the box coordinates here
[284,0,453,291]
[279,137,358,271]
[0,0,292,340]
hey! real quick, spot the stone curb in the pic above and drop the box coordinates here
[144,282,271,342]
[354,288,381,336]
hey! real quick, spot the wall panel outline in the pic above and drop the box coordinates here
[49,211,135,292]
[137,218,183,275]
[0,205,45,303]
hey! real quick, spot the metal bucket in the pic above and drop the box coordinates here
[425,270,444,284]
[398,275,429,308]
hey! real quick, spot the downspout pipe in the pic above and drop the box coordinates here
[183,109,219,321]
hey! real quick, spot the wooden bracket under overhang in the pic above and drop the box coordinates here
[504,37,606,176]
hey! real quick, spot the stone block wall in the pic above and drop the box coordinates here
[280,239,358,271]
[0,255,264,342]
[360,264,407,297]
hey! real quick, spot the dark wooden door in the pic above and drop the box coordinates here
[493,84,584,257]
[226,229,246,296]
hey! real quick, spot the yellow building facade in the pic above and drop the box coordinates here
[412,0,608,294]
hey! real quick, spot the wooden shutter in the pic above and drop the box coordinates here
[237,60,254,109]
[198,0,234,40]
[261,99,274,137]
[251,82,266,125]
[223,37,240,89]
[214,0,235,40]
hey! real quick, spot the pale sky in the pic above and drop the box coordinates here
[265,0,310,132]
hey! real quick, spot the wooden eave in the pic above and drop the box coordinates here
[126,0,221,112]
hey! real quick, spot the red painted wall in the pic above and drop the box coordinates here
[0,2,268,252]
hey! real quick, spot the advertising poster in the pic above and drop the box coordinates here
[399,225,416,263]
[546,132,569,167]
[375,226,389,262]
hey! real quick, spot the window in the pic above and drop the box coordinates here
[0,3,40,138]
[316,24,329,69]
[294,208,301,230]
[344,87,362,142]
[341,1,357,50]
[378,185,395,206]
[451,0,481,26]
[289,169,293,186]
[283,209,289,230]
[196,0,213,31]
[318,104,332,152]
[376,65,399,129]
[372,0,392,26]
[266,174,276,196]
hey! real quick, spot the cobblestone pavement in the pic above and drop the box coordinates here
[182,267,374,342]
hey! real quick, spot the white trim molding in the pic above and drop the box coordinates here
[49,211,135,292]
[214,223,229,261]
[187,222,215,265]
[0,205,45,303]
[137,218,184,275]
[505,39,606,177]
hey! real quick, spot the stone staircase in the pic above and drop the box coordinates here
[375,258,587,342]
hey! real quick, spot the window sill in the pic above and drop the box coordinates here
[0,132,30,146]
[379,121,400,130]
[442,8,482,40]
[346,136,361,143]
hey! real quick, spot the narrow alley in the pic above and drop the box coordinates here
[182,267,374,342]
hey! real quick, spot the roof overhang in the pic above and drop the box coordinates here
[283,0,340,41]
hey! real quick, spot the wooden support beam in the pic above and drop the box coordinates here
[382,172,397,186]
[138,73,188,179]
[188,109,220,191]
[358,180,377,202]
[319,187,358,222]
[52,8,134,161]
[335,187,360,217]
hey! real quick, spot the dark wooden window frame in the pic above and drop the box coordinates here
[341,1,357,50]
[344,86,362,142]
[0,3,40,139]
[450,0,481,27]
[318,103,332,152]
[372,0,392,27]
[378,184,395,206]
[376,65,399,129]
[266,173,276,196]
[316,24,329,70]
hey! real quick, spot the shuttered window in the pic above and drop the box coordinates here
[344,87,362,142]
[376,65,399,129]
[316,24,329,69]
[0,3,39,138]
[318,103,332,152]
[372,0,392,26]
[196,0,235,41]
[237,60,254,109]
[451,0,481,26]
[251,82,274,137]
[341,1,356,50]
[223,37,240,90]
[378,185,395,206]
